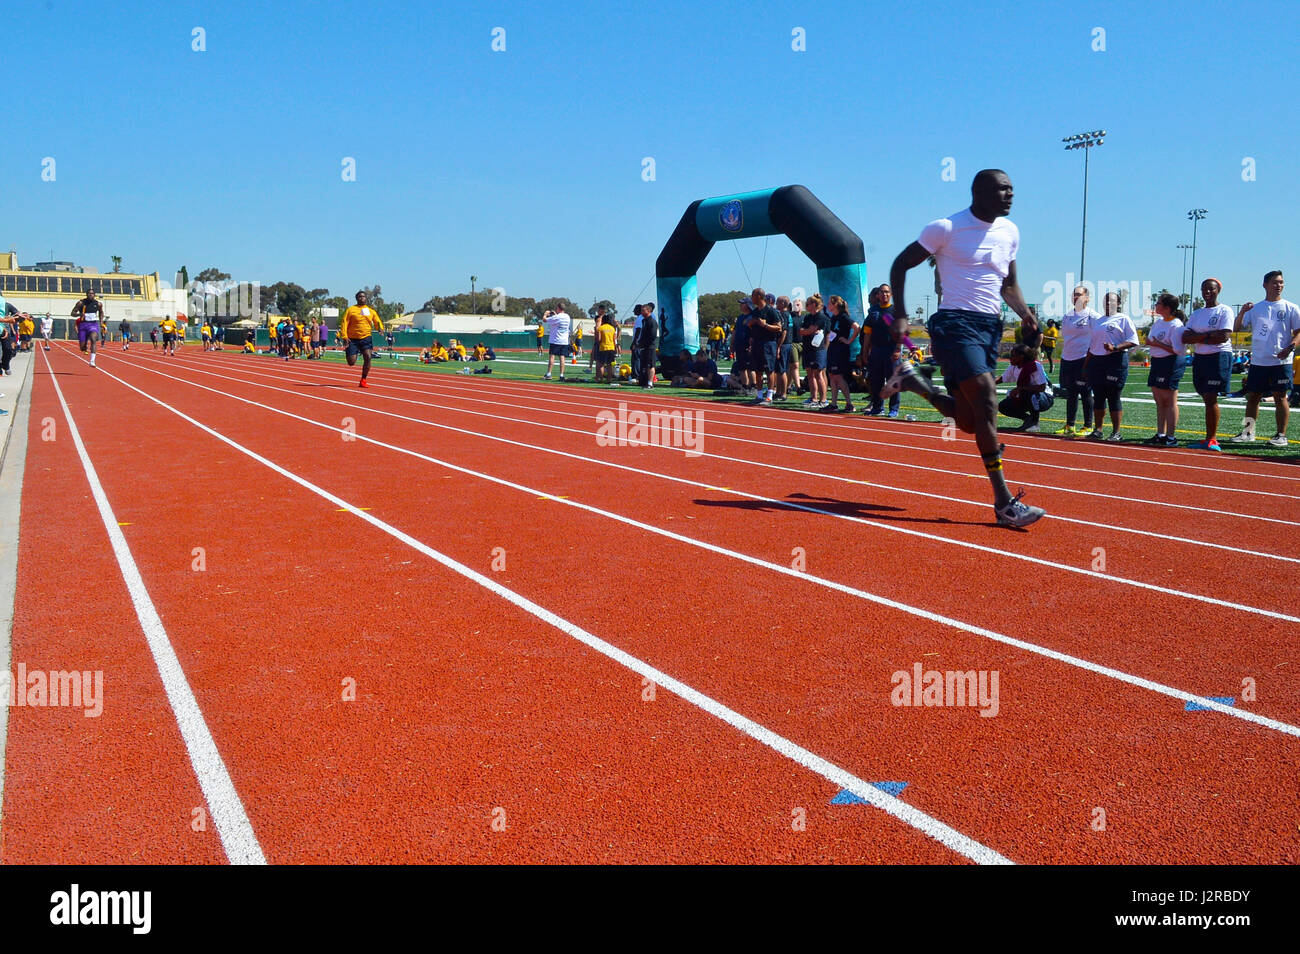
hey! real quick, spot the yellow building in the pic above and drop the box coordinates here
[0,251,186,322]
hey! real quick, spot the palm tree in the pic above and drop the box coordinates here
[111,255,122,273]
[470,275,478,314]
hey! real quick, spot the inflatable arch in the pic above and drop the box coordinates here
[655,185,867,357]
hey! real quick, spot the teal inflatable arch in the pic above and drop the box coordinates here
[655,185,867,356]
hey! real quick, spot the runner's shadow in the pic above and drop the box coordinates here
[692,493,986,528]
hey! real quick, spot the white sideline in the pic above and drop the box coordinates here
[40,349,266,865]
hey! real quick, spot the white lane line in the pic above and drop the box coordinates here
[150,349,1300,566]
[39,348,266,865]
[74,352,1009,866]
[98,349,1300,739]
[174,350,1300,525]
[423,375,1299,500]
[329,354,1300,483]
[204,347,1300,479]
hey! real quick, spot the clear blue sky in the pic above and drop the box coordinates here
[6,0,1298,316]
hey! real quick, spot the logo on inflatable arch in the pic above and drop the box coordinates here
[719,199,743,233]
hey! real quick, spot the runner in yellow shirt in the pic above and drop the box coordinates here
[339,291,384,387]
[159,316,179,356]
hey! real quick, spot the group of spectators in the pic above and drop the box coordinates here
[269,317,330,360]
[694,285,924,412]
[1050,273,1300,449]
[420,340,494,363]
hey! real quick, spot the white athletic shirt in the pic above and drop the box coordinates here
[1145,317,1184,358]
[1060,308,1096,361]
[999,360,1048,388]
[546,311,572,346]
[1238,299,1300,367]
[40,316,53,335]
[1088,313,1139,356]
[917,208,1019,316]
[1186,304,1235,355]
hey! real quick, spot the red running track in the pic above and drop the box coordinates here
[2,344,1297,864]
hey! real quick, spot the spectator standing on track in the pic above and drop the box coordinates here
[18,314,34,352]
[799,293,829,407]
[636,303,659,389]
[729,299,753,393]
[1057,286,1097,438]
[340,290,385,388]
[863,285,913,417]
[543,305,573,381]
[70,288,106,368]
[630,305,645,383]
[594,312,620,385]
[1144,292,1188,446]
[823,295,858,413]
[0,300,18,376]
[747,287,783,406]
[1083,291,1139,442]
[773,295,796,402]
[589,304,608,371]
[1232,270,1300,447]
[1183,278,1235,451]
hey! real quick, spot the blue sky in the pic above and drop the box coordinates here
[6,0,1299,316]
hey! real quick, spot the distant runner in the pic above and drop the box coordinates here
[71,289,106,368]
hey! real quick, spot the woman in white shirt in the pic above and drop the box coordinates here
[1143,292,1187,446]
[1058,286,1096,438]
[1084,292,1140,441]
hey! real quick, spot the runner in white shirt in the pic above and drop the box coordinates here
[1232,270,1300,446]
[1057,286,1097,437]
[1144,292,1188,446]
[883,169,1044,528]
[1182,278,1235,450]
[543,308,572,381]
[1083,292,1139,441]
[40,313,54,352]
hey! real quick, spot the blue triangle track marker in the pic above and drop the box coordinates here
[831,782,909,804]
[1185,695,1235,712]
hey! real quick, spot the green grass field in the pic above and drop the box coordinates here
[243,347,1299,460]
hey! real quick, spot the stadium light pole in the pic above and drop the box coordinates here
[1187,210,1207,308]
[1062,130,1105,283]
[470,275,478,314]
[1176,244,1193,310]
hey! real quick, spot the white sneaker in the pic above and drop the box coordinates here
[1024,424,1040,433]
[1267,434,1289,447]
[1230,418,1256,442]
[89,355,97,367]
[880,358,916,400]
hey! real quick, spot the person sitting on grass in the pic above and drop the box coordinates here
[484,345,496,361]
[672,349,722,389]
[472,342,487,361]
[997,343,1052,432]
[243,337,256,354]
[420,347,433,364]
